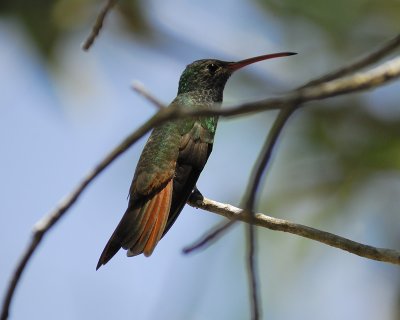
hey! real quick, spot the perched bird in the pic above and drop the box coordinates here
[96,52,296,269]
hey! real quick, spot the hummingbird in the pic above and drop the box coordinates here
[96,52,296,269]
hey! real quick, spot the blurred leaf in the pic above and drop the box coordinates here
[306,103,400,173]
[117,0,151,35]
[0,0,151,57]
[0,0,60,55]
[258,0,400,48]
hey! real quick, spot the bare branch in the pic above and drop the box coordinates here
[0,234,42,320]
[182,220,236,254]
[246,221,260,320]
[242,106,296,320]
[132,81,166,109]
[242,107,296,211]
[187,196,400,265]
[82,0,119,51]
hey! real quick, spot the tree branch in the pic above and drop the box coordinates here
[241,106,298,320]
[182,219,237,254]
[131,81,166,109]
[2,44,400,320]
[246,221,259,320]
[82,0,119,51]
[187,196,400,265]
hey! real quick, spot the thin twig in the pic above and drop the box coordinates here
[2,48,400,320]
[246,221,260,320]
[300,34,400,88]
[243,106,297,320]
[242,106,297,210]
[182,220,236,254]
[82,0,119,51]
[132,81,166,109]
[0,234,42,320]
[187,196,400,265]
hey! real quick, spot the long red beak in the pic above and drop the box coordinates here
[227,52,297,71]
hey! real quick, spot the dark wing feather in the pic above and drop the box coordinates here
[162,122,213,236]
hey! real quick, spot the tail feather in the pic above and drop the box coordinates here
[96,235,123,270]
[123,195,157,251]
[96,180,173,270]
[127,192,162,256]
[143,180,173,256]
[129,179,173,257]
[96,203,143,270]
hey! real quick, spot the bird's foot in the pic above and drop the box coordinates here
[188,186,204,207]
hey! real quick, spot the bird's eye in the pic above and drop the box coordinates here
[207,63,219,74]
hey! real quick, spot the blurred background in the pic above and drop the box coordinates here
[1,0,400,319]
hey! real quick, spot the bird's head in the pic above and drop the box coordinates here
[177,52,297,96]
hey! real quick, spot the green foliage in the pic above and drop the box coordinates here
[307,105,400,174]
[0,0,59,54]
